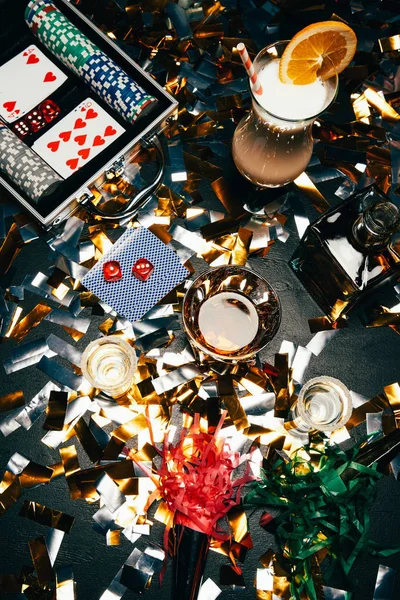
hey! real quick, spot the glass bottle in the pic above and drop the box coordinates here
[232,41,338,188]
[290,185,400,321]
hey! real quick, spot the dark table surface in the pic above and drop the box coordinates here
[0,173,400,600]
[1,0,400,595]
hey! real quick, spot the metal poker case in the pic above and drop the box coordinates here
[0,0,178,228]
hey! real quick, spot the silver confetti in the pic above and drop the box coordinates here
[47,333,83,366]
[47,528,65,566]
[279,340,296,367]
[45,308,90,334]
[152,364,202,394]
[0,382,59,436]
[373,565,396,600]
[3,338,55,374]
[37,356,83,391]
[306,330,339,356]
[291,346,313,384]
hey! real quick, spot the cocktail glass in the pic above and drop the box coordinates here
[232,41,338,187]
[182,266,281,363]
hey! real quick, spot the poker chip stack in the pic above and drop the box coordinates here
[79,52,156,123]
[25,0,157,123]
[0,121,62,203]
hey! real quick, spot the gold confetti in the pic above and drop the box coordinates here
[20,500,75,533]
[0,390,24,413]
[294,172,330,213]
[60,446,81,500]
[0,223,23,275]
[378,34,400,52]
[364,87,400,122]
[28,536,53,584]
[9,304,52,343]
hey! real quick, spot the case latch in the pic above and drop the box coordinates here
[105,157,125,180]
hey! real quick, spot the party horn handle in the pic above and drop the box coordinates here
[82,134,164,223]
[174,524,210,600]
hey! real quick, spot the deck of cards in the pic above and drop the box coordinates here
[32,98,125,178]
[0,45,67,122]
[82,227,190,322]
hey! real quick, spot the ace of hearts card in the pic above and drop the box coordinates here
[32,98,125,178]
[0,45,68,122]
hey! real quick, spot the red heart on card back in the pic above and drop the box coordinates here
[104,125,116,137]
[44,72,56,82]
[92,135,105,147]
[27,54,39,64]
[78,147,90,160]
[59,130,71,142]
[74,118,86,129]
[85,108,97,119]
[47,140,60,152]
[74,134,87,146]
[66,157,79,170]
[3,101,16,112]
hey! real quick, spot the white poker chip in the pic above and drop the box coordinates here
[0,123,62,201]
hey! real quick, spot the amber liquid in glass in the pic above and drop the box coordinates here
[197,291,259,353]
[232,106,314,188]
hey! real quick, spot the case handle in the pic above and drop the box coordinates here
[82,134,164,222]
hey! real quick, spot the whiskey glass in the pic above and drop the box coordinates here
[182,266,281,362]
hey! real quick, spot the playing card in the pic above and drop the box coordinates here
[82,227,190,322]
[0,45,67,122]
[32,98,125,178]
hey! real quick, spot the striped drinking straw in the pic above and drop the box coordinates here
[237,42,263,96]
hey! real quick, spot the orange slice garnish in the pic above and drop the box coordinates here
[279,21,357,85]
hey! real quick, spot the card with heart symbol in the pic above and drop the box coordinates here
[0,45,68,123]
[32,98,125,178]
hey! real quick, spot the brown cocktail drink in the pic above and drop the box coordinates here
[233,22,357,187]
[232,42,338,187]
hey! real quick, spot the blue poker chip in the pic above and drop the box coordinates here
[25,1,157,124]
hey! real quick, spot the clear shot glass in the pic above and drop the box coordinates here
[291,376,352,433]
[81,336,137,398]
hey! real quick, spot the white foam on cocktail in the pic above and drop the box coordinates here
[255,60,327,120]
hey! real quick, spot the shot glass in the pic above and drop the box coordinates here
[291,376,353,433]
[81,336,137,398]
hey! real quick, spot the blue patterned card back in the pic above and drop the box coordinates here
[82,227,189,322]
